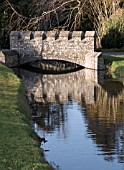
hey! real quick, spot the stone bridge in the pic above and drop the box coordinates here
[10,31,105,70]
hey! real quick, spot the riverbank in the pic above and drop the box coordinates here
[0,63,53,170]
[102,54,124,72]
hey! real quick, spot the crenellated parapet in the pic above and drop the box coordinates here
[10,31,104,69]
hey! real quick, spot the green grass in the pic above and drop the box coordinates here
[103,55,124,83]
[103,55,124,71]
[0,64,53,170]
[103,55,124,61]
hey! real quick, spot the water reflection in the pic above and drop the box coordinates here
[17,67,124,170]
[82,86,124,162]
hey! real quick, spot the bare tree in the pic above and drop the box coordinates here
[89,0,121,43]
[5,0,80,31]
[3,0,122,41]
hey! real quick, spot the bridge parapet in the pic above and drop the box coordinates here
[10,31,104,69]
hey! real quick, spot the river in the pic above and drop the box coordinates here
[15,66,124,170]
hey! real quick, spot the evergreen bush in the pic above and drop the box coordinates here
[101,28,123,48]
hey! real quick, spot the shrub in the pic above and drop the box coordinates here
[100,9,124,49]
[101,28,123,48]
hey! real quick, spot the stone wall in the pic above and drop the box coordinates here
[10,31,104,69]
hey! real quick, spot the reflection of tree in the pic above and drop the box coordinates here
[81,84,124,163]
[36,103,67,132]
[31,95,69,140]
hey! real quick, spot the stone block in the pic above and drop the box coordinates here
[72,31,82,37]
[85,31,95,37]
[2,50,19,67]
[59,31,69,37]
[10,31,19,36]
[22,31,31,40]
[46,31,56,37]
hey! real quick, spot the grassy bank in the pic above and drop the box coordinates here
[103,55,124,72]
[103,55,124,83]
[0,64,53,170]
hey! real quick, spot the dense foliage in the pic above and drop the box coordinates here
[101,28,123,48]
[101,8,124,48]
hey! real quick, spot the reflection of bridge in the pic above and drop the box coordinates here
[17,67,124,162]
[18,68,124,163]
[19,69,105,105]
[19,68,123,106]
[10,31,105,70]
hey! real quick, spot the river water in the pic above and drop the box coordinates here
[16,66,124,170]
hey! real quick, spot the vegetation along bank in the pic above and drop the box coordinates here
[103,55,124,72]
[0,63,53,170]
